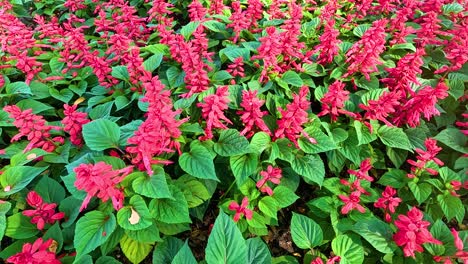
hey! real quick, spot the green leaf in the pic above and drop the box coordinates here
[179,145,218,181]
[249,132,271,154]
[126,223,162,243]
[434,128,468,153]
[6,81,31,95]
[120,120,143,146]
[120,234,153,264]
[291,154,325,186]
[96,256,122,264]
[221,47,250,61]
[247,237,272,264]
[111,66,129,80]
[172,240,197,264]
[386,148,407,168]
[59,196,82,228]
[0,166,47,197]
[332,234,364,264]
[354,120,377,145]
[180,21,200,40]
[43,223,64,252]
[149,185,191,224]
[272,186,299,208]
[298,126,337,154]
[117,195,152,231]
[152,237,184,264]
[143,53,163,72]
[230,152,259,186]
[16,99,53,114]
[378,125,412,151]
[212,70,233,83]
[205,211,247,264]
[175,175,210,208]
[353,24,371,37]
[281,71,303,87]
[353,218,395,253]
[437,193,463,221]
[74,211,117,258]
[101,227,125,256]
[214,129,250,156]
[132,170,173,199]
[82,119,121,151]
[0,202,11,241]
[408,181,432,204]
[34,176,66,204]
[290,213,323,249]
[377,169,408,188]
[49,88,73,103]
[5,213,39,239]
[259,196,279,219]
[203,20,227,32]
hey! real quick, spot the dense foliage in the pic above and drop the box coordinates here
[0,0,467,263]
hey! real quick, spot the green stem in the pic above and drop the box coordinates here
[219,180,237,200]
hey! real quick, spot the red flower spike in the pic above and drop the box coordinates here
[406,138,444,178]
[62,104,89,146]
[228,197,253,222]
[197,86,232,140]
[6,238,60,264]
[74,162,133,211]
[256,165,282,196]
[393,207,442,258]
[22,191,65,230]
[374,186,402,222]
[348,158,374,182]
[238,90,271,138]
[317,80,358,122]
[338,191,366,215]
[4,105,63,153]
[275,86,316,147]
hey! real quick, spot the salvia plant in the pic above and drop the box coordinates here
[0,0,467,263]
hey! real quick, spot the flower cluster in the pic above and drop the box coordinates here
[237,90,271,137]
[22,191,65,230]
[74,162,133,211]
[197,86,232,140]
[228,197,253,222]
[318,80,357,122]
[338,159,374,214]
[256,165,282,195]
[6,238,61,264]
[4,105,63,152]
[393,207,442,258]
[275,86,316,146]
[407,138,444,178]
[62,104,89,146]
[126,76,186,175]
[374,186,402,222]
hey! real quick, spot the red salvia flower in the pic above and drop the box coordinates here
[227,57,246,81]
[197,86,232,140]
[64,0,86,12]
[256,165,282,196]
[343,19,388,80]
[6,238,61,264]
[340,178,370,195]
[74,162,133,211]
[313,19,341,65]
[62,104,89,146]
[228,197,253,222]
[275,86,317,147]
[455,113,468,136]
[4,105,63,152]
[22,191,65,230]
[381,48,425,96]
[251,27,282,83]
[311,256,341,264]
[188,0,207,22]
[374,186,402,222]
[338,191,366,214]
[393,80,449,127]
[393,207,442,258]
[226,1,250,43]
[208,0,226,15]
[237,90,271,137]
[127,76,186,175]
[434,227,468,263]
[348,158,374,182]
[359,90,403,126]
[317,80,357,121]
[407,138,444,178]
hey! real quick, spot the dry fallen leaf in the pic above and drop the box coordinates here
[128,207,140,225]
